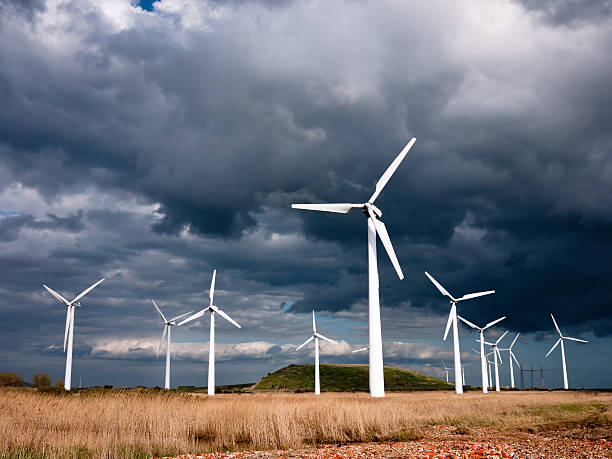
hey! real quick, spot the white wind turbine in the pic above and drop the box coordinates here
[441,360,452,383]
[458,315,505,393]
[292,138,416,397]
[499,332,520,389]
[425,272,495,394]
[151,300,192,390]
[43,278,105,391]
[483,331,508,392]
[296,310,337,395]
[546,314,588,390]
[178,270,241,396]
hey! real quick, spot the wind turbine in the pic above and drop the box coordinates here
[441,360,452,383]
[546,314,588,390]
[458,315,505,393]
[292,138,416,397]
[178,270,241,396]
[151,300,192,390]
[43,278,105,391]
[483,331,508,392]
[499,332,520,389]
[296,310,337,395]
[424,272,495,394]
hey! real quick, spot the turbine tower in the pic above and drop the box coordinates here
[483,331,508,392]
[151,300,192,389]
[43,278,105,391]
[499,332,520,389]
[292,139,416,397]
[295,311,337,395]
[178,270,241,395]
[424,272,495,394]
[545,314,588,390]
[458,315,505,393]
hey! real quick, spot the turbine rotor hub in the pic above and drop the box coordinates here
[362,202,382,218]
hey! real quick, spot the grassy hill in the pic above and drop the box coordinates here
[253,364,452,392]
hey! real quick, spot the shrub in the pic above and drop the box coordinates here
[33,372,52,388]
[0,372,24,387]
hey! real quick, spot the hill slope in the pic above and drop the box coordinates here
[254,364,452,392]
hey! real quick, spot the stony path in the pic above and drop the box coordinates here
[159,426,612,458]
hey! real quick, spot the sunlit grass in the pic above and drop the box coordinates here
[0,388,609,458]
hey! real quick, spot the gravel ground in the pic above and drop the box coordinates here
[158,425,612,458]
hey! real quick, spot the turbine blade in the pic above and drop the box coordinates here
[564,337,588,343]
[157,325,167,358]
[70,278,105,305]
[291,203,361,213]
[63,306,72,352]
[496,330,508,345]
[457,315,478,329]
[458,290,495,301]
[509,332,520,349]
[177,309,206,326]
[312,310,317,333]
[546,338,561,357]
[216,308,241,328]
[44,285,71,306]
[511,351,520,367]
[151,299,167,323]
[482,341,495,346]
[443,309,453,341]
[316,333,336,344]
[368,138,416,203]
[425,271,454,300]
[370,213,404,280]
[209,270,216,306]
[495,346,503,364]
[168,311,193,323]
[484,316,506,329]
[551,314,562,336]
[352,347,368,353]
[296,335,314,351]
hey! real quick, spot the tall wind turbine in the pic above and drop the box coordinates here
[424,272,495,394]
[296,311,337,395]
[458,315,505,393]
[499,332,520,389]
[546,314,588,390]
[292,139,416,397]
[43,278,105,391]
[151,300,192,389]
[483,331,508,392]
[178,270,241,396]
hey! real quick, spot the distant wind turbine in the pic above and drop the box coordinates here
[292,139,416,397]
[458,315,505,393]
[425,272,495,394]
[483,331,508,392]
[441,360,452,383]
[43,278,105,391]
[151,300,192,390]
[545,314,588,390]
[499,332,520,389]
[178,270,241,396]
[296,311,337,395]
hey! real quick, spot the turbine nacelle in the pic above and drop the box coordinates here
[362,202,382,218]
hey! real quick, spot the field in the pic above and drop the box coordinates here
[0,388,610,458]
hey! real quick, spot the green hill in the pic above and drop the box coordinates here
[253,364,453,392]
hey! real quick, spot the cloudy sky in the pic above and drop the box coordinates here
[1,0,611,390]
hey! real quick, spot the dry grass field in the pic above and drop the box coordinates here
[0,388,610,458]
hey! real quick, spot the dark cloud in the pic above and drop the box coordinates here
[0,0,611,388]
[516,0,612,25]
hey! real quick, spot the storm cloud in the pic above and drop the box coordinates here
[0,0,611,388]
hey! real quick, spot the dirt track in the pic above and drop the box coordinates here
[163,425,612,458]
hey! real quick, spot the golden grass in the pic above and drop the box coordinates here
[0,388,610,458]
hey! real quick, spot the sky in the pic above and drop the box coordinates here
[0,0,611,390]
